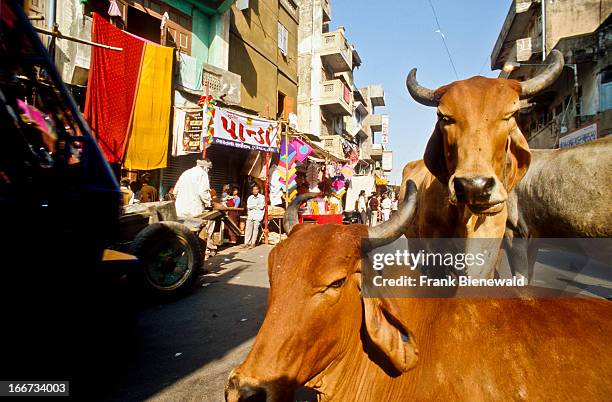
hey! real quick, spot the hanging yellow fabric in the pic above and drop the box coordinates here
[124,43,173,170]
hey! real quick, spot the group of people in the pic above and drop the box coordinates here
[356,190,398,227]
[119,173,159,206]
[220,183,267,249]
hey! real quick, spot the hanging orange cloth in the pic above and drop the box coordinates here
[123,42,173,170]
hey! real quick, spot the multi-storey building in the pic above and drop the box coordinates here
[297,0,392,210]
[228,0,299,120]
[491,0,611,148]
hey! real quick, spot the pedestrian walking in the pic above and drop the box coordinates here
[244,185,265,249]
[357,190,367,224]
[381,193,392,222]
[368,193,380,227]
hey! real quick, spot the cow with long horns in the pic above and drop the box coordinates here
[402,50,565,278]
[225,181,612,401]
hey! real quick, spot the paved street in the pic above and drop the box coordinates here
[106,245,273,402]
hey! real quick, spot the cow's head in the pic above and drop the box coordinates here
[225,182,418,402]
[406,50,564,214]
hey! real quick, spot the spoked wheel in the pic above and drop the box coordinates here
[129,222,202,298]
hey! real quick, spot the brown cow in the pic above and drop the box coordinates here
[402,50,565,277]
[226,184,612,402]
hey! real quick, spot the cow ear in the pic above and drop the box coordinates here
[363,298,418,373]
[423,126,449,184]
[506,129,531,190]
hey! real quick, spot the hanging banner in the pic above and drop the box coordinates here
[381,114,389,144]
[208,107,280,152]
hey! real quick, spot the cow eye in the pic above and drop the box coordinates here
[437,112,454,124]
[328,278,346,289]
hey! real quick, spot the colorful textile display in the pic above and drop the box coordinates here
[123,41,173,170]
[290,137,313,162]
[176,52,202,92]
[331,179,346,199]
[84,13,145,164]
[306,162,321,192]
[85,13,173,169]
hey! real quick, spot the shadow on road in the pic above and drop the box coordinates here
[104,252,270,401]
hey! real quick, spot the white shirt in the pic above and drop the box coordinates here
[173,165,212,218]
[246,194,265,221]
[381,198,392,210]
[357,195,367,213]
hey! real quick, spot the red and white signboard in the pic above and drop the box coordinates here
[209,107,280,152]
[381,114,389,144]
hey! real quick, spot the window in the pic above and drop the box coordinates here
[278,22,288,56]
[277,92,286,119]
[600,70,612,112]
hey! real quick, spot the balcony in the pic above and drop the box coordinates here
[368,84,385,107]
[355,101,368,116]
[322,0,331,23]
[368,114,383,132]
[515,36,542,62]
[491,0,540,70]
[354,88,366,104]
[371,143,383,158]
[202,63,242,105]
[320,30,352,72]
[320,79,352,116]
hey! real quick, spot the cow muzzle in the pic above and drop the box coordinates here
[226,371,296,402]
[449,174,505,214]
[225,373,267,402]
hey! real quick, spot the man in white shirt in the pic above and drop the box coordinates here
[357,190,367,224]
[244,185,265,249]
[173,160,212,218]
[381,193,392,222]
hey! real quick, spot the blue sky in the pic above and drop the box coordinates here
[332,0,511,184]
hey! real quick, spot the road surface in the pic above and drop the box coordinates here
[105,245,272,402]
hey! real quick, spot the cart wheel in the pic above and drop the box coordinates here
[129,222,202,298]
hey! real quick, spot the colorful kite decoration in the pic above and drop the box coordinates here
[203,100,216,145]
[341,163,354,181]
[291,137,313,162]
[278,139,297,202]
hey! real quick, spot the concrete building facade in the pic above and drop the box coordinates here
[228,0,299,119]
[296,0,391,179]
[492,0,612,148]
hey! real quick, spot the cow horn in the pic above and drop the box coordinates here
[283,192,321,234]
[520,49,564,98]
[406,69,439,107]
[367,180,418,248]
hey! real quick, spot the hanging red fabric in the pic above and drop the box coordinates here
[84,13,145,164]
